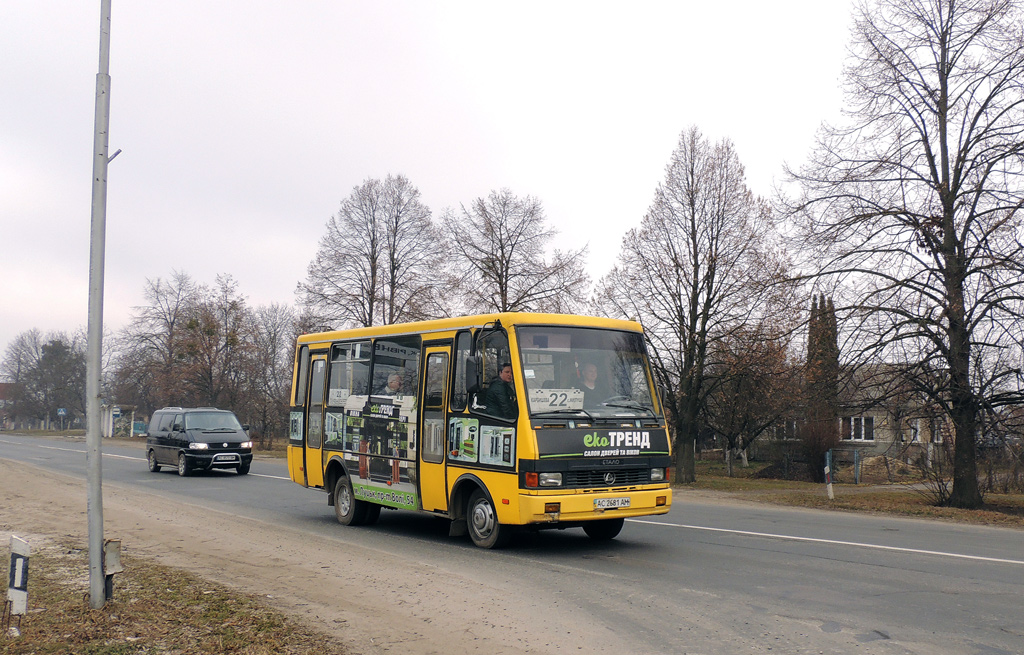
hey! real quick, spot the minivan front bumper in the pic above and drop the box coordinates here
[186,451,253,471]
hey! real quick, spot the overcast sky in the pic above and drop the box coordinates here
[1,1,853,354]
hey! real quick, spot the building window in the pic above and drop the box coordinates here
[841,415,875,441]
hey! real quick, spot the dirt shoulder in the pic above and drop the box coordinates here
[0,458,631,655]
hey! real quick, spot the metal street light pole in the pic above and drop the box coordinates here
[86,0,112,610]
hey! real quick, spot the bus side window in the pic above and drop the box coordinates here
[450,331,472,411]
[474,329,517,420]
[370,336,421,403]
[328,340,370,406]
[476,329,511,392]
[294,346,310,406]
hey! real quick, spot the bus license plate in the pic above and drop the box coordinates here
[594,497,630,509]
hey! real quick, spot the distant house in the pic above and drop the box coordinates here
[833,363,951,463]
[753,363,952,466]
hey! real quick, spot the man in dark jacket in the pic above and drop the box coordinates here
[483,363,518,419]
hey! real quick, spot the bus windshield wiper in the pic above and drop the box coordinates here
[601,400,656,416]
[531,408,594,421]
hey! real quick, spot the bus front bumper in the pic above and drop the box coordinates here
[517,487,671,525]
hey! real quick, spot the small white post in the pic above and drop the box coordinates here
[5,535,30,636]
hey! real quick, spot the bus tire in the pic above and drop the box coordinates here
[334,476,368,526]
[363,503,381,526]
[467,489,510,549]
[583,517,624,541]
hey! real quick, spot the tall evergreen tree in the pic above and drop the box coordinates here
[802,294,840,481]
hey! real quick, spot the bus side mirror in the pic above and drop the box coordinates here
[465,354,482,396]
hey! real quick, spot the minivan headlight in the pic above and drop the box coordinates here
[188,442,209,450]
[240,441,253,449]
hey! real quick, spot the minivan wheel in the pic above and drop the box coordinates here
[147,450,161,473]
[177,453,190,477]
[237,462,250,475]
[333,476,368,526]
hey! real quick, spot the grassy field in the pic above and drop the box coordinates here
[0,539,347,655]
[689,457,1024,528]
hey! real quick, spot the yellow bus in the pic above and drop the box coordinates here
[287,312,672,548]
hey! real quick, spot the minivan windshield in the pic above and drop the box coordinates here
[516,326,658,419]
[184,412,243,431]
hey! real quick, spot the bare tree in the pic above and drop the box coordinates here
[443,189,589,314]
[239,302,296,448]
[2,330,86,427]
[117,271,200,410]
[297,174,448,328]
[179,274,250,408]
[2,328,44,385]
[788,0,1024,508]
[704,323,802,477]
[596,127,790,482]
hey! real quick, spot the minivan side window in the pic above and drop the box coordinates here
[157,413,174,432]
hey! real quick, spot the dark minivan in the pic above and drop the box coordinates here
[145,407,253,476]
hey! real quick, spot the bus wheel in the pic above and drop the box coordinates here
[583,518,624,541]
[363,503,381,526]
[467,489,510,549]
[334,476,367,526]
[147,450,161,473]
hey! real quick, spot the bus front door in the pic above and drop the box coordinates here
[303,353,327,489]
[419,347,450,512]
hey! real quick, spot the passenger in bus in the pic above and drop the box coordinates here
[379,372,403,396]
[483,363,517,419]
[577,362,610,407]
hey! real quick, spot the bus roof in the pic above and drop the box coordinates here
[295,312,644,346]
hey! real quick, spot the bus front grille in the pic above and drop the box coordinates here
[565,468,650,488]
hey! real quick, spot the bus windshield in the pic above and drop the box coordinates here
[516,326,658,419]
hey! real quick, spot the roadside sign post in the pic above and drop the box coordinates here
[825,449,835,500]
[4,535,29,636]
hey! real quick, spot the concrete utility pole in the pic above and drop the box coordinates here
[86,0,112,610]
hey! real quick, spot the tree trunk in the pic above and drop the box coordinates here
[945,249,982,509]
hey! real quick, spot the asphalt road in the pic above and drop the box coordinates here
[2,433,1023,655]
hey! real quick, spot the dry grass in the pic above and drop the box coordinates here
[1,540,347,655]
[688,459,1024,528]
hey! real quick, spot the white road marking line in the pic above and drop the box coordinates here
[35,444,83,453]
[252,473,290,480]
[4,440,291,478]
[629,518,1024,566]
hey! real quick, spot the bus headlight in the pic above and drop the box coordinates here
[539,472,562,487]
[650,467,666,481]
